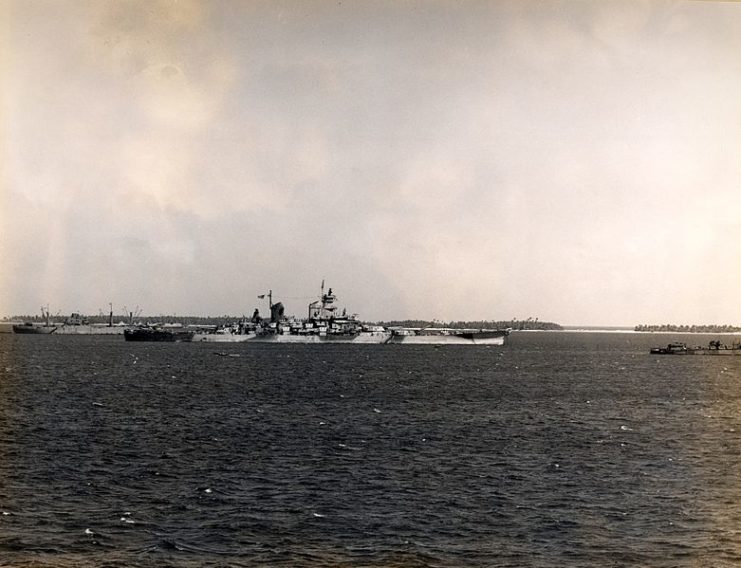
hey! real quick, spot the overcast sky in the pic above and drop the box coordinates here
[2,0,740,325]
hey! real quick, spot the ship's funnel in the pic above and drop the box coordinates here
[270,302,285,322]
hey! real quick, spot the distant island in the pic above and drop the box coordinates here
[635,324,741,333]
[377,318,563,331]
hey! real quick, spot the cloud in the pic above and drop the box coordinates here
[2,1,741,324]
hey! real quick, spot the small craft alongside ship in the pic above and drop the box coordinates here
[650,341,741,355]
[123,327,195,342]
[192,323,253,343]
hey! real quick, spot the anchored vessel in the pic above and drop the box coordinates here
[244,284,509,345]
[192,323,254,343]
[12,306,57,334]
[124,327,195,342]
[650,341,741,355]
[12,322,57,334]
[13,307,130,335]
[55,312,125,335]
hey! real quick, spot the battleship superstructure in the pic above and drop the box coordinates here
[246,284,390,343]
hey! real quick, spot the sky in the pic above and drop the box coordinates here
[1,0,741,326]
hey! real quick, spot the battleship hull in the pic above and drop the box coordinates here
[192,332,253,343]
[246,331,391,344]
[387,329,508,345]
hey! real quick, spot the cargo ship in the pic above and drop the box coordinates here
[54,312,125,335]
[12,322,57,334]
[12,306,57,334]
[13,309,127,335]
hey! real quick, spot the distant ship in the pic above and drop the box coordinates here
[54,312,125,335]
[13,308,128,335]
[12,322,57,334]
[650,341,741,356]
[12,306,57,334]
[124,327,195,342]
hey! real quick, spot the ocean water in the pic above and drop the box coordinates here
[1,331,741,567]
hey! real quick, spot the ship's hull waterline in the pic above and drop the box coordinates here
[245,331,391,344]
[192,333,252,343]
[386,333,507,345]
[240,331,507,345]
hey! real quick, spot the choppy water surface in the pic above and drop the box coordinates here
[1,332,741,567]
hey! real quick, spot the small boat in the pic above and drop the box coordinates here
[192,324,254,342]
[124,327,194,342]
[650,341,741,356]
[650,342,689,354]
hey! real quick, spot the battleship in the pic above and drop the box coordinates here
[242,284,509,345]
